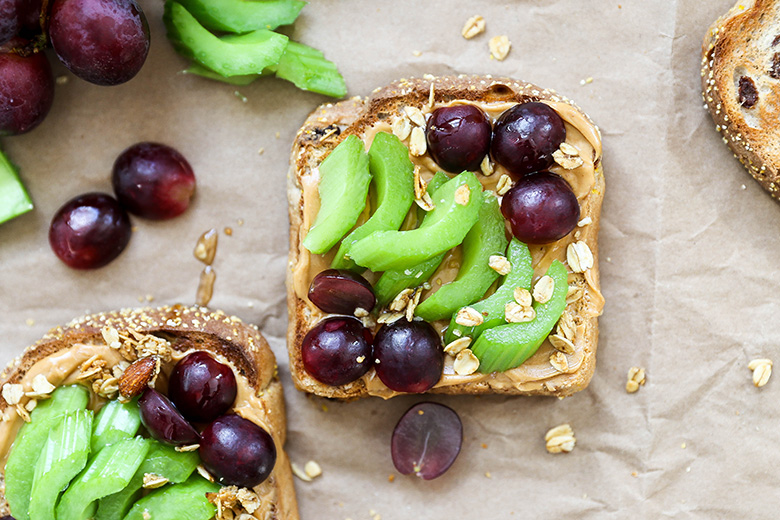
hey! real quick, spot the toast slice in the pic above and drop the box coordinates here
[0,305,299,520]
[287,75,605,399]
[702,0,780,199]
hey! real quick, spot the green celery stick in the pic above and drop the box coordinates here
[0,148,33,225]
[164,1,288,77]
[96,441,199,520]
[122,475,220,520]
[5,385,89,520]
[184,63,261,85]
[91,399,141,452]
[28,409,93,520]
[274,41,347,98]
[175,0,305,32]
[56,437,151,520]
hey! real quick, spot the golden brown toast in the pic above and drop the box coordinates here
[702,0,780,199]
[0,305,299,520]
[287,75,605,399]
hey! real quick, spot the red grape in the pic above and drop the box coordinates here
[0,0,20,45]
[49,192,131,269]
[501,171,579,244]
[138,388,201,446]
[112,142,196,220]
[0,49,54,136]
[374,320,443,393]
[169,352,237,423]
[49,0,150,86]
[18,0,42,36]
[199,415,276,488]
[301,317,373,386]
[426,104,492,173]
[308,269,376,315]
[391,402,463,480]
[491,102,566,178]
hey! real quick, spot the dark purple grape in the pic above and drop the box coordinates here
[501,171,579,244]
[112,142,196,220]
[169,352,237,423]
[138,388,201,446]
[374,320,443,393]
[491,102,566,178]
[391,402,463,480]
[308,269,376,314]
[48,0,150,86]
[301,317,373,386]
[49,192,131,269]
[0,49,54,136]
[199,414,276,488]
[0,0,20,45]
[425,104,492,173]
[18,0,42,35]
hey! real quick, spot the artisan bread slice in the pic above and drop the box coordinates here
[702,0,780,198]
[287,75,605,399]
[0,305,299,520]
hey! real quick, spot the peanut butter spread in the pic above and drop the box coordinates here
[0,342,282,493]
[293,98,605,398]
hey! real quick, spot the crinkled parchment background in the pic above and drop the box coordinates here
[1,1,777,517]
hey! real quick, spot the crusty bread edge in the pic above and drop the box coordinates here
[0,305,299,520]
[701,0,780,199]
[286,75,604,399]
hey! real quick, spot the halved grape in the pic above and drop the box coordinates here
[391,402,462,480]
[308,269,376,315]
[138,388,200,446]
[373,320,443,393]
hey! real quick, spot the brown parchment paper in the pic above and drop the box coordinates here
[1,0,778,517]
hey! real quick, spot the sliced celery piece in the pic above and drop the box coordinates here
[176,0,305,33]
[56,437,151,520]
[5,385,89,520]
[122,475,220,520]
[91,399,141,452]
[0,148,33,225]
[28,409,93,520]
[275,41,346,98]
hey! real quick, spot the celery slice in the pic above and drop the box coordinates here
[122,475,219,520]
[91,399,141,452]
[28,409,93,520]
[56,437,151,520]
[176,0,305,33]
[164,1,288,77]
[5,385,89,520]
[0,148,33,225]
[275,41,346,98]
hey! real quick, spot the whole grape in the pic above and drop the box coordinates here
[0,49,54,136]
[49,0,150,86]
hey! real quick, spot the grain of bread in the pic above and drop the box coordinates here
[287,75,605,399]
[702,0,780,199]
[0,305,299,520]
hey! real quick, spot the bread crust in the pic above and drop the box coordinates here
[287,75,604,399]
[702,0,780,199]
[0,305,299,520]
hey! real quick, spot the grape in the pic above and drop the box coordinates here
[301,317,373,386]
[425,104,492,173]
[501,171,579,244]
[0,49,54,136]
[138,388,201,446]
[391,402,462,480]
[308,269,376,315]
[491,102,566,178]
[49,192,131,269]
[112,142,196,220]
[169,352,237,423]
[199,415,276,488]
[373,320,443,393]
[0,0,20,45]
[48,0,150,86]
